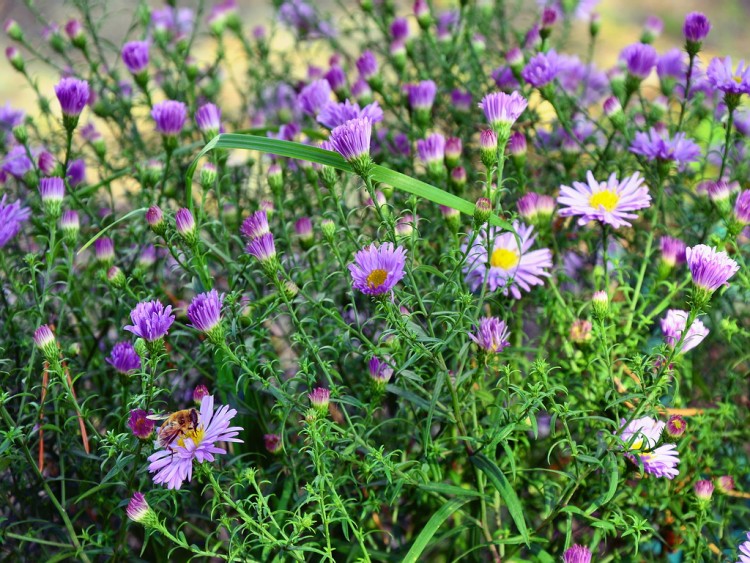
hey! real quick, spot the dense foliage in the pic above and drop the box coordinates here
[1,0,750,561]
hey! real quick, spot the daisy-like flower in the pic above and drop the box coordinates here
[557,171,651,229]
[240,210,270,241]
[706,56,750,97]
[630,127,701,164]
[348,242,407,296]
[738,532,750,563]
[685,244,739,294]
[563,545,592,563]
[469,317,510,354]
[521,49,561,89]
[660,309,709,353]
[128,409,155,439]
[478,91,527,137]
[151,100,187,136]
[298,79,332,116]
[316,99,383,129]
[124,300,175,341]
[147,394,243,490]
[187,290,225,341]
[618,416,679,479]
[329,117,373,175]
[462,222,552,298]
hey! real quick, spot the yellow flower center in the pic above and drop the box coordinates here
[490,248,520,269]
[177,425,205,448]
[366,268,388,289]
[734,75,743,84]
[630,438,644,451]
[589,190,620,212]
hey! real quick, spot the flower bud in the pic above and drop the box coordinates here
[133,338,148,359]
[39,177,65,219]
[267,163,283,195]
[295,217,314,250]
[5,46,23,72]
[34,325,58,361]
[665,414,687,439]
[60,210,80,245]
[589,12,601,38]
[175,208,197,245]
[715,475,735,494]
[126,492,158,528]
[480,129,498,169]
[592,290,609,320]
[450,166,467,192]
[473,197,492,226]
[440,205,461,233]
[193,384,209,405]
[444,137,462,169]
[264,433,282,454]
[321,218,336,242]
[308,387,330,415]
[12,123,27,144]
[693,479,714,503]
[200,162,217,188]
[107,266,126,288]
[4,19,23,42]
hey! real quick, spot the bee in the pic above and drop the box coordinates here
[148,408,199,449]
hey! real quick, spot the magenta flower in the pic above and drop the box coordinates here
[0,194,30,248]
[106,341,142,374]
[706,56,750,96]
[469,317,510,354]
[264,433,282,453]
[558,171,650,229]
[619,416,679,479]
[349,242,407,296]
[694,479,714,502]
[665,415,687,439]
[147,394,243,489]
[124,300,175,341]
[368,357,394,385]
[660,309,709,354]
[517,193,555,223]
[151,100,187,136]
[121,41,150,74]
[125,493,151,524]
[193,384,210,404]
[462,222,552,299]
[685,244,739,293]
[245,232,277,265]
[54,77,90,116]
[630,127,701,163]
[308,387,330,412]
[187,290,224,336]
[240,210,270,241]
[356,50,378,80]
[563,545,592,563]
[128,409,155,439]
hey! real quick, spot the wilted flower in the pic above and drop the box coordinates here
[469,317,510,354]
[619,416,679,479]
[124,300,175,342]
[264,433,282,453]
[660,309,709,353]
[147,395,243,489]
[349,242,407,296]
[106,341,141,374]
[128,409,155,439]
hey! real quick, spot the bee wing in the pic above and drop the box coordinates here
[146,413,170,421]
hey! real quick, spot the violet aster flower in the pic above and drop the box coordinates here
[406,80,437,111]
[0,194,30,248]
[240,210,270,241]
[316,99,383,129]
[94,236,115,264]
[195,103,221,137]
[659,236,687,268]
[451,89,472,111]
[521,50,561,88]
[187,289,225,338]
[416,133,446,165]
[478,91,527,137]
[563,545,592,563]
[2,145,33,178]
[121,41,149,74]
[356,50,378,81]
[683,12,711,44]
[151,100,187,136]
[660,309,709,353]
[298,79,332,117]
[630,127,701,163]
[390,17,410,41]
[665,414,687,438]
[733,190,750,225]
[558,171,651,229]
[66,159,86,188]
[619,416,679,479]
[175,207,196,242]
[329,117,373,174]
[245,232,277,268]
[324,66,347,93]
[657,49,685,81]
[368,357,394,386]
[54,77,90,117]
[193,384,210,404]
[517,193,554,224]
[33,324,57,359]
[469,317,510,354]
[106,341,142,373]
[685,244,739,294]
[128,409,155,439]
[349,242,407,296]
[126,492,154,524]
[147,394,243,490]
[462,221,552,298]
[739,533,750,563]
[706,56,750,98]
[620,43,657,80]
[279,0,334,39]
[308,387,330,413]
[124,300,175,341]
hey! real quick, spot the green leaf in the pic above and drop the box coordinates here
[417,483,487,499]
[77,207,147,255]
[402,497,472,563]
[184,134,511,229]
[471,452,530,545]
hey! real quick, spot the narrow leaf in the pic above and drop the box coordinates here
[402,497,471,563]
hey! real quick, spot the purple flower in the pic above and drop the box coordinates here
[39,176,65,203]
[245,232,277,264]
[657,49,685,80]
[739,533,750,563]
[620,43,657,79]
[521,50,561,88]
[329,117,372,163]
[630,127,701,163]
[0,194,30,248]
[462,222,552,299]
[659,236,687,267]
[416,133,446,164]
[33,325,56,357]
[683,12,711,43]
[94,236,115,263]
[316,99,383,129]
[0,103,24,135]
[478,91,527,133]
[264,433,282,453]
[356,50,378,80]
[619,416,679,479]
[706,57,750,96]
[187,290,224,335]
[685,244,739,293]
[195,103,222,136]
[406,80,437,110]
[278,0,334,39]
[2,145,32,178]
[175,208,196,240]
[147,395,243,489]
[121,41,149,74]
[349,242,407,296]
[128,409,155,439]
[517,193,554,223]
[563,545,592,563]
[107,341,142,373]
[298,79,332,117]
[126,492,152,523]
[151,100,187,136]
[368,357,394,385]
[54,77,90,117]
[240,210,270,240]
[308,387,330,412]
[324,66,347,93]
[451,89,472,111]
[558,171,651,229]
[694,479,714,501]
[665,415,687,438]
[390,17,410,41]
[469,317,510,354]
[734,190,750,224]
[124,300,175,341]
[660,309,709,353]
[67,159,86,187]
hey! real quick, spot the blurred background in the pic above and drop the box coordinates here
[2,0,750,110]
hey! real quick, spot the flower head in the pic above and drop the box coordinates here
[665,414,687,439]
[316,99,383,129]
[356,50,378,81]
[469,317,510,354]
[558,171,650,229]
[151,100,187,136]
[298,79,332,116]
[107,341,142,374]
[245,232,278,270]
[521,50,561,88]
[660,236,687,268]
[147,395,243,489]
[478,91,527,135]
[0,194,30,248]
[684,12,711,43]
[54,77,90,116]
[329,117,372,174]
[462,222,552,298]
[264,433,282,453]
[121,41,150,74]
[416,133,446,165]
[308,387,330,413]
[195,103,222,137]
[124,300,175,341]
[128,409,155,439]
[34,325,57,360]
[406,80,437,110]
[694,479,714,502]
[175,207,197,242]
[193,384,210,404]
[563,545,592,563]
[349,242,407,296]
[660,309,709,353]
[368,357,394,388]
[126,492,155,524]
[706,56,750,97]
[94,236,115,264]
[187,290,224,339]
[240,210,270,241]
[716,475,735,494]
[738,533,750,563]
[620,43,657,79]
[619,416,679,479]
[685,244,739,294]
[630,127,701,163]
